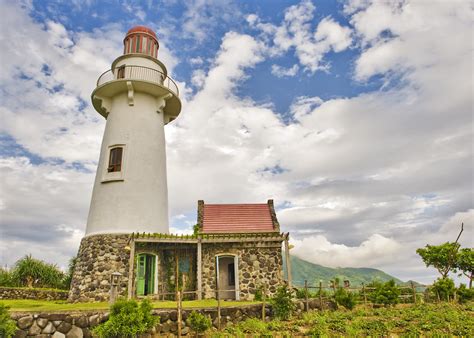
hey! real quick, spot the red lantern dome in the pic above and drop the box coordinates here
[123,26,159,58]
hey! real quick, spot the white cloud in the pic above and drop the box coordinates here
[291,234,401,268]
[248,0,352,72]
[271,64,299,78]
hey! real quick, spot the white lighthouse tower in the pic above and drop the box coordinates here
[86,26,180,235]
[69,26,180,302]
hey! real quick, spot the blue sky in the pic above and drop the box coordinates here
[0,0,472,285]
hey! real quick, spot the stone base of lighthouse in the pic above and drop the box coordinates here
[68,234,130,302]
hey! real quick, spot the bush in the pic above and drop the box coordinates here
[254,286,263,301]
[431,277,455,301]
[236,318,267,333]
[0,269,14,287]
[270,284,295,320]
[368,280,400,305]
[187,311,211,335]
[61,256,77,290]
[334,288,357,309]
[92,299,158,337]
[0,304,17,338]
[457,284,474,303]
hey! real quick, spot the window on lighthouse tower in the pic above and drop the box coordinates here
[108,147,123,172]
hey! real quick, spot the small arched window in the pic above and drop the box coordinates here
[108,147,123,172]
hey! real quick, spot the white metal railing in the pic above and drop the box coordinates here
[96,65,179,96]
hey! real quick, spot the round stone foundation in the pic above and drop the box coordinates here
[68,234,131,302]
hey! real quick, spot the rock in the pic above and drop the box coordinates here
[66,326,84,338]
[42,322,55,334]
[181,327,189,335]
[74,316,88,328]
[169,310,178,321]
[13,329,27,338]
[28,322,42,335]
[57,321,72,333]
[88,314,100,326]
[52,332,66,338]
[53,320,62,327]
[82,328,92,338]
[17,315,34,330]
[37,317,49,328]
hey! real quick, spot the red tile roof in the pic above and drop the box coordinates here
[201,203,276,233]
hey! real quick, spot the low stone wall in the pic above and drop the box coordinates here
[0,287,68,301]
[10,303,266,337]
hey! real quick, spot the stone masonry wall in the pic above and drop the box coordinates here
[68,234,130,302]
[0,287,68,301]
[11,304,268,337]
[201,242,283,300]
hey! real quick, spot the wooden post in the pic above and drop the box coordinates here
[216,285,221,330]
[304,280,309,311]
[331,280,337,309]
[319,281,323,310]
[261,285,266,321]
[284,235,292,289]
[410,281,416,304]
[127,239,135,300]
[197,238,202,300]
[362,283,367,305]
[177,289,182,337]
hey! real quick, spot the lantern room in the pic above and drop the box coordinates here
[123,25,160,58]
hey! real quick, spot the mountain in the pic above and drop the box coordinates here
[283,255,403,287]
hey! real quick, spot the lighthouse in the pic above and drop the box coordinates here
[86,26,180,235]
[69,26,180,302]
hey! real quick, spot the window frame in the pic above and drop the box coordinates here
[102,144,126,183]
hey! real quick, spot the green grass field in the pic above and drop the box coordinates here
[2,299,259,312]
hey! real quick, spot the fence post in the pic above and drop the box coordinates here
[319,281,323,310]
[216,287,221,330]
[362,283,367,305]
[304,280,309,311]
[410,281,416,304]
[177,289,182,337]
[261,285,266,321]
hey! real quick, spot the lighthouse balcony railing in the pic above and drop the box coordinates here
[96,65,179,97]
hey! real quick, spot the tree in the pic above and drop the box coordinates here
[456,248,473,288]
[416,242,460,278]
[11,254,65,289]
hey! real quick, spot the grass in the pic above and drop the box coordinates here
[2,299,260,312]
[220,302,474,337]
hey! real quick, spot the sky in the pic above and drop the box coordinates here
[0,0,472,285]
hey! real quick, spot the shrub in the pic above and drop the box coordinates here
[357,319,389,336]
[61,256,77,290]
[270,284,295,320]
[237,318,267,333]
[92,299,158,337]
[254,286,263,301]
[0,304,17,338]
[187,311,211,335]
[456,283,474,304]
[368,279,400,305]
[431,277,455,301]
[334,288,357,310]
[0,269,14,287]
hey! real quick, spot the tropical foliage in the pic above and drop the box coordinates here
[92,299,158,338]
[0,304,17,338]
[270,284,295,320]
[187,311,212,335]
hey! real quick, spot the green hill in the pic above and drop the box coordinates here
[283,255,403,287]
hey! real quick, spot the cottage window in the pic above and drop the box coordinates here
[108,147,123,172]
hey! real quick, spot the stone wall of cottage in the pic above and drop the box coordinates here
[0,288,68,301]
[201,242,283,300]
[68,234,130,302]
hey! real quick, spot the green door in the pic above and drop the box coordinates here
[136,254,156,296]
